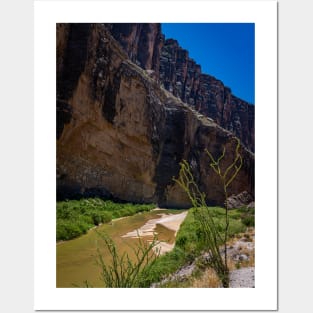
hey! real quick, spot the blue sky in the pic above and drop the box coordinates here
[161,23,255,105]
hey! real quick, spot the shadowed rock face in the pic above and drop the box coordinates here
[109,23,163,79]
[57,24,91,140]
[56,24,254,207]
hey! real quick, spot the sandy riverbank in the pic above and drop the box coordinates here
[121,211,188,254]
[122,211,187,238]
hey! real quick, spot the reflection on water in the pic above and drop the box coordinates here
[56,209,182,287]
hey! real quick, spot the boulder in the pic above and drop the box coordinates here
[226,191,254,209]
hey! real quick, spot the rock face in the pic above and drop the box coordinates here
[159,39,255,152]
[109,23,163,80]
[57,24,254,207]
[226,191,254,209]
[109,25,254,152]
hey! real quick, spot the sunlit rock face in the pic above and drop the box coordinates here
[109,25,254,152]
[57,24,254,207]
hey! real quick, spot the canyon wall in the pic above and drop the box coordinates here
[56,24,254,207]
[109,24,254,152]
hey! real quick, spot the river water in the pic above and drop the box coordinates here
[56,209,185,287]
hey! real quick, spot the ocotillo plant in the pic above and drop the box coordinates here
[84,231,160,288]
[174,138,242,287]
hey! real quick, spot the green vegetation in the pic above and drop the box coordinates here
[136,206,249,287]
[57,142,254,288]
[173,138,243,287]
[84,231,159,287]
[238,206,255,227]
[74,204,252,288]
[56,198,155,241]
[70,204,253,288]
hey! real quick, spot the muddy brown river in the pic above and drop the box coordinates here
[56,209,186,287]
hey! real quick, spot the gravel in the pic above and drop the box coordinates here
[229,267,255,288]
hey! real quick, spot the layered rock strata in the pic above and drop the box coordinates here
[109,24,254,152]
[159,38,254,152]
[57,24,254,207]
[109,23,163,80]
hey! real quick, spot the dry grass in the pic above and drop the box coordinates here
[191,267,221,288]
[227,227,255,270]
[191,227,255,287]
[228,249,255,271]
[156,227,255,288]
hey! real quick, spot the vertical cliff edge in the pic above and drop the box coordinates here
[57,24,254,207]
[110,24,254,152]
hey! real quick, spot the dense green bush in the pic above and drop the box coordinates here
[56,198,155,241]
[242,215,255,227]
[238,207,255,227]
[138,247,186,287]
[57,220,85,241]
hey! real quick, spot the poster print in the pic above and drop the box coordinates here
[35,1,277,310]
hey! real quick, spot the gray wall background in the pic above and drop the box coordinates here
[1,0,312,312]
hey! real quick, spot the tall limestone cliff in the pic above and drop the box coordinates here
[159,38,255,152]
[109,24,254,152]
[57,23,254,207]
[109,23,163,79]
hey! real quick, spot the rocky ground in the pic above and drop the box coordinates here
[151,228,255,288]
[229,267,255,288]
[120,209,255,288]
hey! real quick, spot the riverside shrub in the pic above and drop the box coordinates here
[56,198,155,241]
